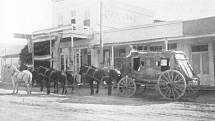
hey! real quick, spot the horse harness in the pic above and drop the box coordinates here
[12,71,28,83]
[84,66,111,82]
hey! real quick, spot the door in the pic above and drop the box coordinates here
[60,48,69,71]
[191,45,209,85]
[74,49,81,74]
[60,54,69,71]
[104,49,110,66]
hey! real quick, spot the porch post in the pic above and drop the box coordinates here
[111,46,114,67]
[209,41,214,86]
[49,34,52,68]
[55,34,62,71]
[32,42,34,70]
[71,36,74,72]
[164,38,168,51]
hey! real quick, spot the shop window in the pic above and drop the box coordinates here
[119,48,126,57]
[168,43,177,50]
[134,45,147,51]
[137,46,143,50]
[143,46,148,50]
[150,46,162,52]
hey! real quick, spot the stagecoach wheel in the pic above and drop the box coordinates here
[158,70,186,100]
[117,75,136,97]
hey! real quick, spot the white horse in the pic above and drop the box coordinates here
[8,65,33,94]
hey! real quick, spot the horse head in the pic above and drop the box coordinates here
[109,68,122,83]
[8,65,19,75]
[79,65,89,75]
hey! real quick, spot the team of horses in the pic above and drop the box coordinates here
[8,64,122,96]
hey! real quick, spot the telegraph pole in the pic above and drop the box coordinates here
[100,0,103,67]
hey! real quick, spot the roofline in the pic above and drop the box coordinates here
[93,33,215,47]
[95,20,182,34]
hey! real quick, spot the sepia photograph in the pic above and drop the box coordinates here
[0,0,215,120]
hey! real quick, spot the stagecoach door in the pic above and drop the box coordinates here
[191,44,209,85]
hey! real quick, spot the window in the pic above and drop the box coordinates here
[160,58,170,71]
[168,43,177,50]
[192,45,208,52]
[143,46,148,50]
[71,18,76,30]
[150,46,162,52]
[137,46,143,50]
[119,48,126,57]
[83,8,90,28]
[138,60,145,71]
[83,19,90,27]
[71,10,77,30]
[133,45,147,51]
[133,58,140,71]
[71,18,76,24]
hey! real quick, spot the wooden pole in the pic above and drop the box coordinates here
[164,38,168,51]
[49,33,52,68]
[100,0,103,67]
[71,36,74,72]
[111,46,114,67]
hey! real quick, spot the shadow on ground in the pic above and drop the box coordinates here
[0,81,215,106]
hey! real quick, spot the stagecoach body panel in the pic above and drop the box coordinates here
[117,50,200,100]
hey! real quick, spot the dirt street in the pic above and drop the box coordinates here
[0,86,215,121]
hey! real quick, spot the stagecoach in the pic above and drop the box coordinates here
[117,50,200,100]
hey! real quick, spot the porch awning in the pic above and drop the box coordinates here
[34,55,51,61]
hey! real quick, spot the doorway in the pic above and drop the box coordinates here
[191,44,209,85]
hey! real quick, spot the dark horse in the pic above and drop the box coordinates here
[34,66,76,95]
[79,65,122,95]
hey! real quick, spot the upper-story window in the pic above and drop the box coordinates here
[71,18,76,24]
[83,19,90,27]
[83,8,90,28]
[71,10,77,30]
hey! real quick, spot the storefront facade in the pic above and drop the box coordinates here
[91,17,215,86]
